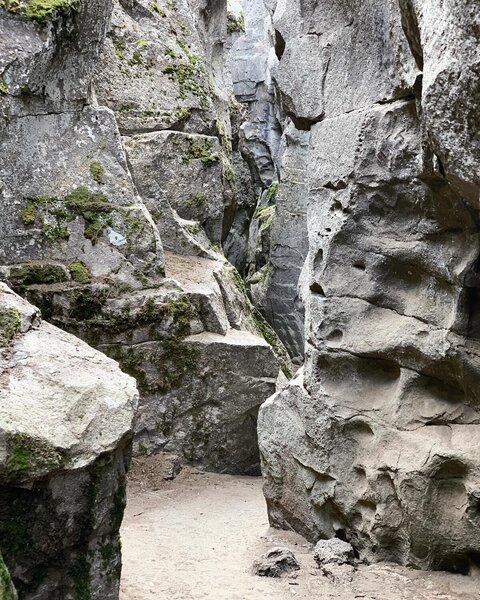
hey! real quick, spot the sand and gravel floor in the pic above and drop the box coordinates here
[120,456,480,600]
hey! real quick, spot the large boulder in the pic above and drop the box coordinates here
[0,283,138,599]
[259,0,480,573]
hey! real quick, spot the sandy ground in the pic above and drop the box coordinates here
[120,456,480,600]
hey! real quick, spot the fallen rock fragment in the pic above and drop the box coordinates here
[313,539,355,567]
[253,547,300,578]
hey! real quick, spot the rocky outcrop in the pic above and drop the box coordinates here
[259,0,480,573]
[0,283,138,598]
[0,0,288,479]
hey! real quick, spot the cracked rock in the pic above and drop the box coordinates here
[252,547,300,578]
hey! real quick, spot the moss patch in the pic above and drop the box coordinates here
[0,306,20,348]
[267,181,279,201]
[0,80,8,95]
[19,204,36,225]
[89,162,105,185]
[69,261,91,284]
[183,139,219,168]
[4,433,63,480]
[25,0,79,22]
[10,263,68,288]
[185,192,207,207]
[149,1,165,16]
[227,11,245,34]
[0,553,16,600]
[24,186,119,246]
[225,266,293,378]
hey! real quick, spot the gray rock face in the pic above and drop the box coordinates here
[259,0,480,573]
[0,283,138,599]
[252,547,300,578]
[94,0,221,135]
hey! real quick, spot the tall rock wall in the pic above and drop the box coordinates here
[259,0,480,572]
[0,0,289,477]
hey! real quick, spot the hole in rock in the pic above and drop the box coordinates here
[310,281,326,296]
[353,261,366,271]
[274,29,286,60]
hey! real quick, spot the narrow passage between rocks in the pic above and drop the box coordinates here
[120,456,480,600]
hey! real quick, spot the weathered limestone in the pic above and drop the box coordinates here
[259,0,480,573]
[0,283,138,599]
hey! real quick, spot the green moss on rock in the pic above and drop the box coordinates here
[0,306,20,348]
[183,140,219,168]
[25,0,79,22]
[89,162,105,185]
[10,263,68,287]
[18,204,36,225]
[185,192,207,207]
[0,553,17,600]
[267,181,279,200]
[227,11,245,34]
[5,433,63,480]
[69,261,91,284]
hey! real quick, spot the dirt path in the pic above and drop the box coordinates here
[120,457,479,600]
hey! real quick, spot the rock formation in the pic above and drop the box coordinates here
[0,283,138,598]
[259,0,480,573]
[0,0,289,477]
[1,0,479,593]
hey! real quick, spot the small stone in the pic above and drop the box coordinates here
[313,539,355,567]
[253,547,300,578]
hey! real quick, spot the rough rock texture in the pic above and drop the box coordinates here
[0,0,287,481]
[0,283,138,599]
[259,0,480,573]
[252,547,300,578]
[313,539,355,568]
[90,0,288,473]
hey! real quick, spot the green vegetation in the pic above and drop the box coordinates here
[24,186,115,246]
[10,263,68,287]
[19,204,36,225]
[185,192,207,207]
[41,223,70,243]
[267,181,279,200]
[0,80,7,95]
[89,161,105,185]
[0,306,20,348]
[69,261,91,284]
[254,205,276,231]
[162,34,207,103]
[174,106,191,121]
[227,11,245,34]
[222,158,235,187]
[0,553,16,600]
[183,139,219,167]
[215,118,232,154]
[110,35,125,60]
[5,432,63,480]
[128,50,143,67]
[163,62,206,101]
[149,1,165,16]
[24,0,79,22]
[225,266,293,378]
